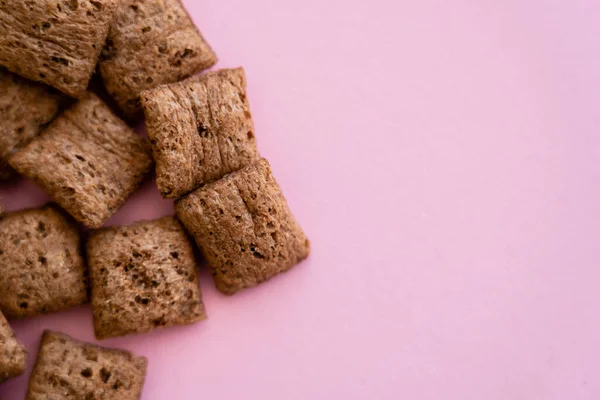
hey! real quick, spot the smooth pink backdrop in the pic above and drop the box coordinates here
[2,0,600,398]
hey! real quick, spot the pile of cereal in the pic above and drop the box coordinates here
[0,1,309,397]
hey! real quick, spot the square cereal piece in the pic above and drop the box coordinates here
[10,92,153,228]
[0,68,64,180]
[175,158,310,295]
[141,67,259,198]
[0,0,117,98]
[0,204,88,318]
[87,217,206,339]
[99,0,217,118]
[26,330,147,400]
[0,310,27,383]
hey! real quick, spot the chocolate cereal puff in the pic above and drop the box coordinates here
[99,0,217,118]
[26,331,147,400]
[175,158,310,295]
[141,68,259,198]
[87,217,206,340]
[0,310,27,383]
[0,205,88,318]
[0,68,64,180]
[10,93,154,228]
[0,0,117,98]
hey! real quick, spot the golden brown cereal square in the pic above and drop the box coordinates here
[0,0,118,98]
[0,310,27,383]
[87,217,206,339]
[141,68,259,198]
[0,204,88,318]
[26,330,147,400]
[175,159,310,295]
[99,0,217,118]
[10,92,153,228]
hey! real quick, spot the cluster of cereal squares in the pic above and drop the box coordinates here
[0,0,310,397]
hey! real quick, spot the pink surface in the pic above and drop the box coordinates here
[2,0,600,398]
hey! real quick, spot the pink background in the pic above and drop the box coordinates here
[2,0,600,398]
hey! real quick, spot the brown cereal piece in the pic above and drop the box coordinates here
[175,158,310,295]
[0,204,88,318]
[0,68,64,180]
[87,217,206,339]
[0,0,117,98]
[99,0,217,118]
[10,93,153,228]
[0,310,27,383]
[141,67,259,198]
[26,330,147,400]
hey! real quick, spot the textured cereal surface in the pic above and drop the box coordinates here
[0,310,27,383]
[0,68,64,180]
[100,0,217,118]
[0,0,117,98]
[0,204,88,318]
[142,68,259,198]
[87,217,206,339]
[26,330,147,400]
[175,158,310,294]
[10,92,153,228]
